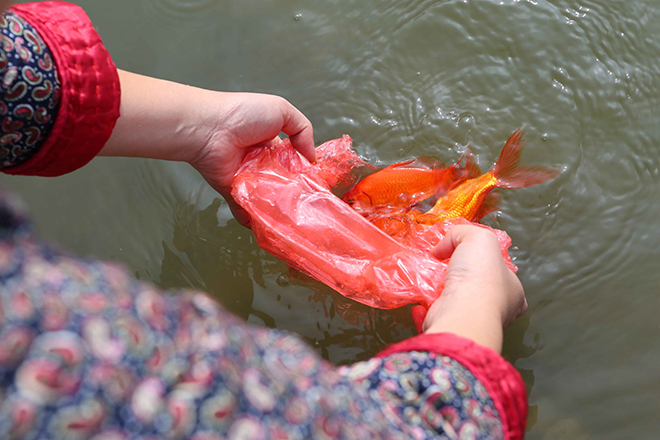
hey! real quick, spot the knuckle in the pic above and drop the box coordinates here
[275,95,291,109]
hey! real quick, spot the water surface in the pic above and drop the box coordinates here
[3,0,660,437]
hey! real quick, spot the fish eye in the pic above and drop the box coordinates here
[348,200,363,209]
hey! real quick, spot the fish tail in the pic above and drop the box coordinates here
[492,129,561,189]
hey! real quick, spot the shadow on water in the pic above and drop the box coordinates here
[156,198,417,363]
[301,281,417,364]
[158,198,264,321]
[504,303,542,431]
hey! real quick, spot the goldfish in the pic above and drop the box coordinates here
[418,129,560,223]
[342,154,472,212]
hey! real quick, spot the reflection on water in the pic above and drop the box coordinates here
[160,197,417,364]
[4,0,660,437]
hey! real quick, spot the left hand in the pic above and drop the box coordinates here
[101,71,315,228]
[190,92,315,226]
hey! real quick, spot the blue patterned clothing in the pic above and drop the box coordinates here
[0,10,60,168]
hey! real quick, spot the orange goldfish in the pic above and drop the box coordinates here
[419,129,560,223]
[343,155,471,212]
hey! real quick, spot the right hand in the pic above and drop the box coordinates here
[422,225,527,352]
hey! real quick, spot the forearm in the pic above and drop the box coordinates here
[99,70,223,164]
[423,296,504,353]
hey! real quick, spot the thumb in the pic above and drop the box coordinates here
[432,225,473,260]
[280,102,315,163]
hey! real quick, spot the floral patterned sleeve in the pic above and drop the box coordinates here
[0,1,120,177]
[0,190,526,440]
[0,10,60,168]
[338,352,504,438]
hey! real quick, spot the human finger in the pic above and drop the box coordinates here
[279,99,316,163]
[518,296,528,317]
[431,224,496,261]
[215,184,252,228]
[225,197,251,228]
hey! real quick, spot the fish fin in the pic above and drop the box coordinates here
[491,129,524,179]
[442,149,477,192]
[496,166,562,189]
[464,147,482,179]
[416,155,445,169]
[492,129,561,188]
[383,158,417,169]
[433,152,469,196]
[473,191,501,221]
[388,155,448,171]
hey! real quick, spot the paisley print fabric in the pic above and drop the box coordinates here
[0,10,60,169]
[0,191,503,439]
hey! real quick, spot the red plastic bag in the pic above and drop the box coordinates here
[232,136,515,309]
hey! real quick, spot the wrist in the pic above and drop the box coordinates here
[425,314,504,353]
[100,70,227,164]
[185,91,235,167]
[423,291,506,353]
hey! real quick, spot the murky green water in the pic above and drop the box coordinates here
[3,0,660,437]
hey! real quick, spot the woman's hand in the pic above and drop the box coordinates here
[423,225,527,353]
[101,70,315,226]
[189,93,315,226]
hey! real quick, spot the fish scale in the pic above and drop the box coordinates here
[425,173,499,222]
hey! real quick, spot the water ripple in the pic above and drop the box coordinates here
[140,0,220,28]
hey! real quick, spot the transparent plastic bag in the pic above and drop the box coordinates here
[232,136,515,309]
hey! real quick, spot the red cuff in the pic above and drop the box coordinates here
[378,333,528,440]
[3,1,120,176]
